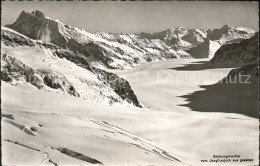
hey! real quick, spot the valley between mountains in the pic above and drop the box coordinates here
[1,10,259,166]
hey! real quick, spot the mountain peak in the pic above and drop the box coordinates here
[223,24,231,29]
[16,10,46,22]
[31,10,45,18]
[166,27,186,32]
[5,10,51,41]
[176,27,185,30]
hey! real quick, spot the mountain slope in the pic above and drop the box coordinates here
[1,27,141,107]
[209,32,258,67]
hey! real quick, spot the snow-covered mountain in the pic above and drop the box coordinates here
[5,10,256,69]
[186,25,256,59]
[207,25,255,44]
[1,27,141,108]
[139,27,207,47]
[137,25,255,59]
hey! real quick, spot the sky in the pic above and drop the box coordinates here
[1,1,259,33]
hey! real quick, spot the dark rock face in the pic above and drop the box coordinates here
[91,67,141,107]
[209,32,258,67]
[186,39,210,59]
[6,10,50,40]
[43,76,62,89]
[1,68,13,82]
[32,10,45,18]
[1,28,35,46]
[1,55,43,89]
[38,69,79,97]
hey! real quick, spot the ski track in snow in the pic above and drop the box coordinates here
[1,106,184,165]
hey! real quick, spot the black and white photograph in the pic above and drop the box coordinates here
[1,1,259,165]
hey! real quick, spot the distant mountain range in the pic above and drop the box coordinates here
[6,10,255,69]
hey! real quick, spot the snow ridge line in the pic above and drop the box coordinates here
[65,114,183,163]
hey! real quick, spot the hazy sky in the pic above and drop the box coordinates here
[1,1,259,33]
